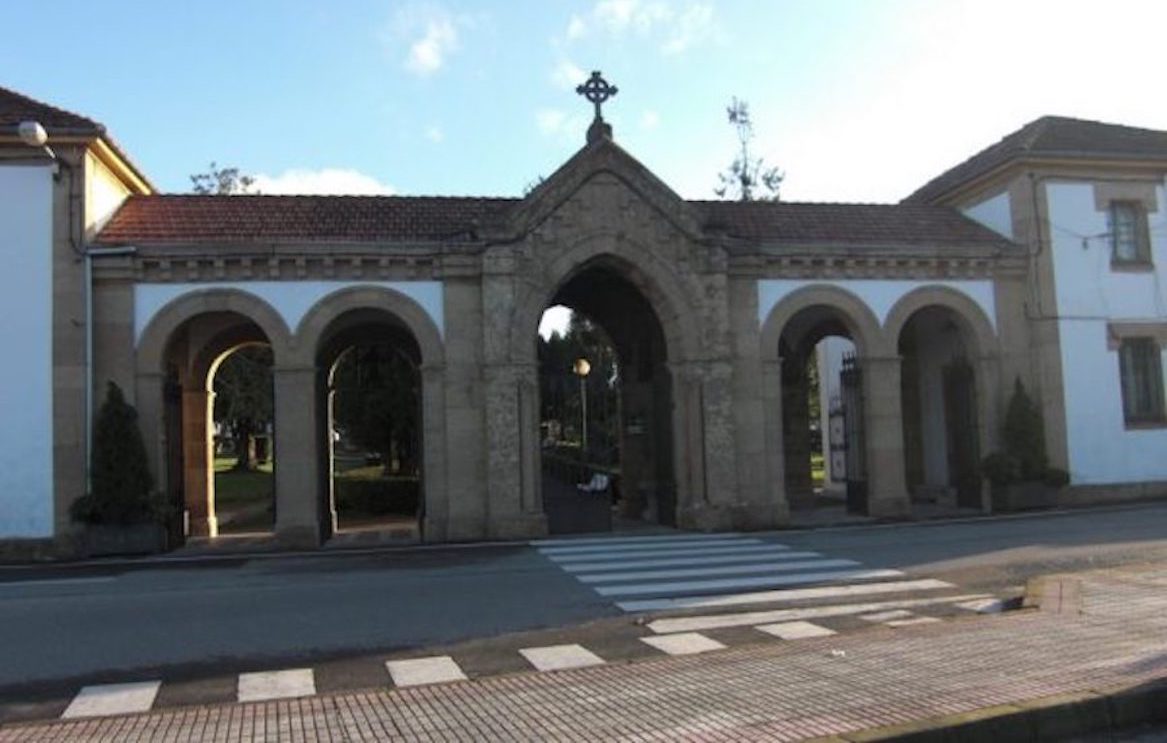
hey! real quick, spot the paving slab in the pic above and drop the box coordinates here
[386,656,468,687]
[60,681,160,719]
[639,632,725,655]
[235,669,315,702]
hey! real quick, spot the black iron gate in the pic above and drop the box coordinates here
[943,356,982,509]
[840,353,868,515]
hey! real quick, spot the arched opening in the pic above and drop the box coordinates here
[778,305,867,518]
[161,312,276,540]
[316,308,424,542]
[537,264,676,534]
[897,305,984,511]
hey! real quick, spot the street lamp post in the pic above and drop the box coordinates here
[573,357,591,463]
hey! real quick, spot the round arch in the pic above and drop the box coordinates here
[759,284,887,360]
[136,288,292,376]
[292,285,445,368]
[509,235,702,364]
[883,285,997,358]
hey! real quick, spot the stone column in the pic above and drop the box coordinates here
[272,365,321,547]
[760,358,790,524]
[863,355,910,518]
[483,362,547,539]
[182,389,216,537]
[419,364,448,541]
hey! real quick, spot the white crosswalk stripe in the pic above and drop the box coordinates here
[520,644,605,671]
[237,668,316,703]
[535,532,990,641]
[61,681,161,719]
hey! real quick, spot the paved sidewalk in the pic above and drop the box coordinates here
[2,568,1166,741]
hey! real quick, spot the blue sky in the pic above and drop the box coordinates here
[7,1,1167,202]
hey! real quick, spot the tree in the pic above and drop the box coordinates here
[715,97,783,202]
[190,162,256,195]
[213,346,273,471]
[331,345,420,474]
[70,382,156,524]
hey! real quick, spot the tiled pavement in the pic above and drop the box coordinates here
[1,567,1165,741]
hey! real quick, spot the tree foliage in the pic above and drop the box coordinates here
[538,311,621,464]
[715,97,783,202]
[1002,377,1048,480]
[190,162,256,195]
[71,382,157,525]
[332,345,420,473]
[213,346,273,471]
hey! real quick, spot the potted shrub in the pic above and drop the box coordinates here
[70,382,171,556]
[981,378,1069,512]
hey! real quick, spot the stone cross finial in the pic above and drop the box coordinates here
[576,71,618,123]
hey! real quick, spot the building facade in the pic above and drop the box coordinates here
[1,86,1164,553]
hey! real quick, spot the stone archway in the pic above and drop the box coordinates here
[885,286,999,511]
[507,242,709,532]
[134,289,292,543]
[760,284,908,519]
[295,286,447,543]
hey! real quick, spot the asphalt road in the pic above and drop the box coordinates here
[1,502,1165,691]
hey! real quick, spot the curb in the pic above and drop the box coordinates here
[806,680,1167,742]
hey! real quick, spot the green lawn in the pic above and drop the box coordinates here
[213,457,274,532]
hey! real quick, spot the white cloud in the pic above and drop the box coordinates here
[565,1,717,55]
[425,125,444,143]
[550,59,586,90]
[407,17,457,75]
[661,3,714,54]
[251,168,396,196]
[640,110,660,130]
[385,4,468,77]
[566,14,588,40]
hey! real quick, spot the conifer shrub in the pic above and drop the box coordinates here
[980,378,1068,488]
[70,382,160,525]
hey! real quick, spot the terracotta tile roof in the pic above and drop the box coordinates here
[95,194,518,245]
[0,85,103,136]
[695,201,1011,248]
[906,115,1167,204]
[98,194,1011,248]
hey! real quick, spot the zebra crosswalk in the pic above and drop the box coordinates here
[533,532,997,634]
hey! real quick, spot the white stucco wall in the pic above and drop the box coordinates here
[961,191,1013,239]
[134,280,445,345]
[0,166,55,538]
[757,279,998,332]
[84,152,129,237]
[1047,181,1167,484]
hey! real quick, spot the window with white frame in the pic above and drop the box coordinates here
[1110,201,1150,265]
[1119,337,1165,425]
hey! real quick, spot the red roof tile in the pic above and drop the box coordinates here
[906,116,1167,204]
[95,194,517,245]
[0,85,103,136]
[695,201,1011,248]
[97,194,1010,248]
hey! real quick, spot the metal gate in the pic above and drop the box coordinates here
[840,353,868,515]
[943,356,982,509]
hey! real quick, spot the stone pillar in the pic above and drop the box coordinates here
[182,389,216,537]
[272,365,321,547]
[483,363,547,539]
[863,355,910,518]
[419,364,449,541]
[760,358,790,524]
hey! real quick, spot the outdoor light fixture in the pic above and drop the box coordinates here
[18,120,57,162]
[574,358,591,461]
